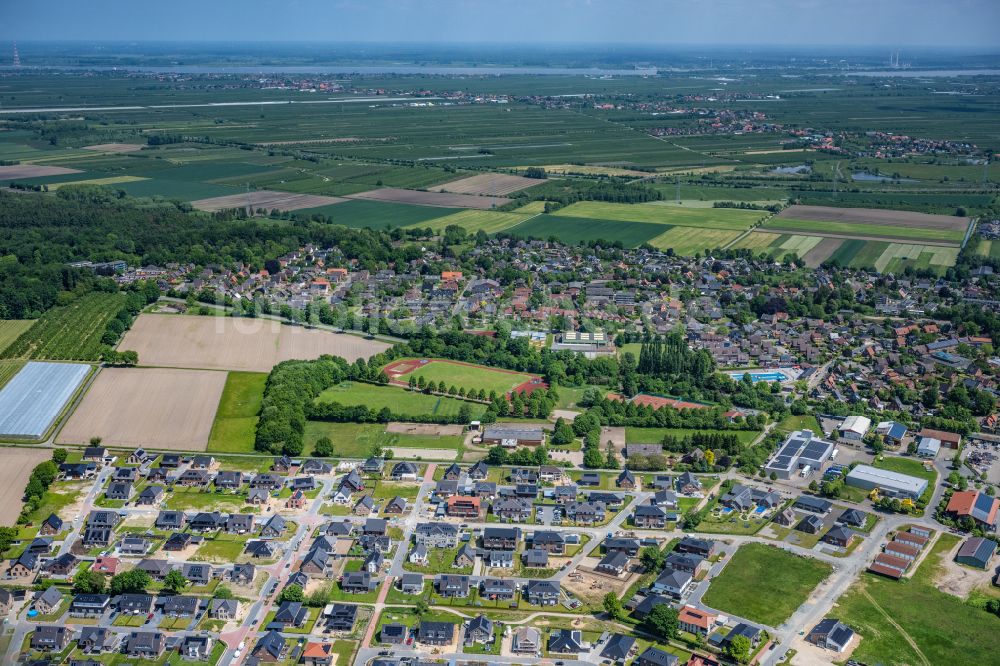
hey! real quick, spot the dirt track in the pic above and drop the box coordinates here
[119,314,390,372]
[778,204,968,231]
[0,448,53,525]
[57,367,226,450]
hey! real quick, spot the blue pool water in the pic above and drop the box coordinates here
[754,506,767,514]
[728,371,788,383]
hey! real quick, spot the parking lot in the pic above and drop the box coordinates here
[964,437,1000,484]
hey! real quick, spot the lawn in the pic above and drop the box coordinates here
[833,533,1000,666]
[388,358,535,395]
[314,381,484,420]
[206,371,267,453]
[163,488,253,512]
[192,536,248,563]
[624,427,760,445]
[701,543,831,627]
[403,544,473,575]
[776,414,822,434]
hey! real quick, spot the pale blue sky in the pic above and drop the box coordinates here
[3,0,998,48]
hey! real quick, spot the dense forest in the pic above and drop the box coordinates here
[0,188,420,318]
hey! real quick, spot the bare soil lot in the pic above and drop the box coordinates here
[58,367,227,450]
[432,173,539,196]
[118,314,390,372]
[347,187,511,209]
[801,237,843,268]
[778,205,968,231]
[0,164,81,179]
[191,190,347,212]
[81,143,145,153]
[0,448,53,525]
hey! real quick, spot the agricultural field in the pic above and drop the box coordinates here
[768,205,968,243]
[118,314,390,372]
[57,367,227,450]
[834,534,1000,666]
[298,199,455,229]
[701,543,832,626]
[0,362,91,439]
[314,381,486,419]
[384,358,540,395]
[46,175,148,191]
[0,292,126,361]
[506,214,664,247]
[206,372,268,454]
[0,164,81,179]
[0,448,54,526]
[191,190,346,212]
[407,209,532,234]
[432,173,540,196]
[552,200,767,230]
[648,227,743,255]
[347,187,511,209]
[0,321,34,355]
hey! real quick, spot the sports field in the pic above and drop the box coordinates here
[206,372,268,453]
[303,421,464,458]
[384,358,541,395]
[552,201,766,230]
[58,367,227,450]
[408,209,531,234]
[701,543,831,627]
[315,381,486,419]
[118,314,390,372]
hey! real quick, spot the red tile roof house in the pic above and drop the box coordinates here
[92,557,120,575]
[946,490,1000,528]
[677,605,717,636]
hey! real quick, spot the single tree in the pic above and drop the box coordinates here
[163,569,188,594]
[603,592,624,620]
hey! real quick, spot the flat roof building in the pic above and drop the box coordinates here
[838,415,871,441]
[764,430,834,479]
[916,437,941,459]
[845,464,927,500]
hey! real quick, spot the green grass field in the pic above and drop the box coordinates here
[834,534,1000,666]
[506,214,665,247]
[553,201,765,230]
[408,209,532,234]
[648,227,743,254]
[701,543,831,626]
[0,321,34,355]
[206,372,268,453]
[624,427,760,445]
[303,421,463,458]
[315,381,485,419]
[389,358,535,395]
[764,217,964,243]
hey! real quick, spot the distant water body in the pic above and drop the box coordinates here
[3,64,660,76]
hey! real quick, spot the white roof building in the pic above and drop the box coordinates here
[845,464,927,500]
[916,437,941,458]
[838,415,872,439]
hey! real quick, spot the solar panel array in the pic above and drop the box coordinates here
[0,361,90,438]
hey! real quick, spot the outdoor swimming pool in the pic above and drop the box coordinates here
[727,370,789,383]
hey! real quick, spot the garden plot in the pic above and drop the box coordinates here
[191,190,347,212]
[118,314,390,372]
[347,187,511,209]
[432,173,540,196]
[57,367,227,450]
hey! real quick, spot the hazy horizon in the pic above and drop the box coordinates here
[2,0,998,49]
